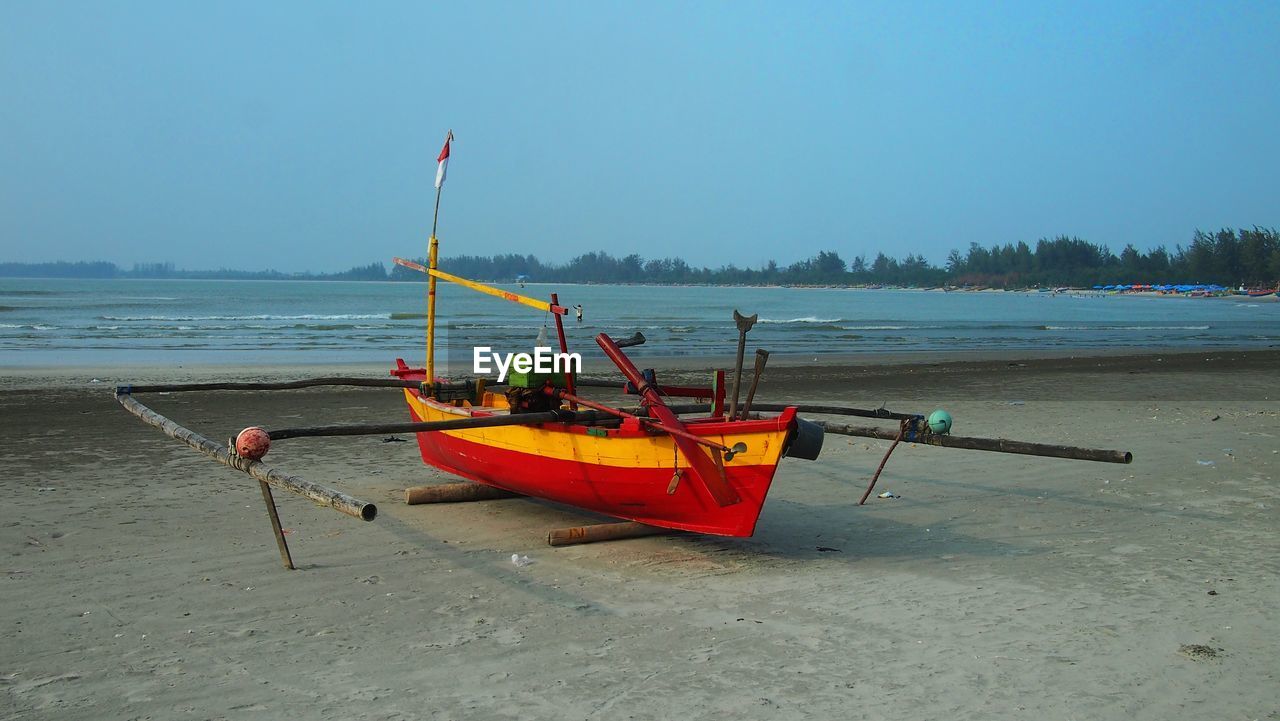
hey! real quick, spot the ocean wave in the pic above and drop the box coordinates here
[793,324,849,332]
[0,323,57,331]
[294,323,398,332]
[758,317,842,324]
[448,323,542,330]
[99,313,392,321]
[1040,325,1211,331]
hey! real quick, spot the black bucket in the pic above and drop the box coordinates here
[784,417,824,460]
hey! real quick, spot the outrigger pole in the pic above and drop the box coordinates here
[115,386,377,570]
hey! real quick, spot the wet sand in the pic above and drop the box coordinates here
[2,349,1278,719]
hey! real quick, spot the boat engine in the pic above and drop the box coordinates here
[506,386,560,414]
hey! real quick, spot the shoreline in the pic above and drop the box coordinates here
[4,273,1275,297]
[3,346,1277,396]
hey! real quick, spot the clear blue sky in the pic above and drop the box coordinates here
[2,1,1277,272]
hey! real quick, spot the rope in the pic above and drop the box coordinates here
[667,443,681,494]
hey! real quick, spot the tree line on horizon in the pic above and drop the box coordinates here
[4,227,1277,288]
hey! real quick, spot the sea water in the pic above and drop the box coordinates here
[0,277,1276,366]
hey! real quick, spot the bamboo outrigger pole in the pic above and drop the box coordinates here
[815,420,1132,464]
[116,393,378,520]
[115,390,377,569]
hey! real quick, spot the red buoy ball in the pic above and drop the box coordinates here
[235,426,271,460]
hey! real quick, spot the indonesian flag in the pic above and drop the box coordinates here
[434,131,453,189]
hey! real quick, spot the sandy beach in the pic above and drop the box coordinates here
[3,349,1278,720]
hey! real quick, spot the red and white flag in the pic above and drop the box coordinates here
[434,131,453,189]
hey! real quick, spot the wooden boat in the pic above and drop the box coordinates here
[387,250,820,537]
[392,357,801,536]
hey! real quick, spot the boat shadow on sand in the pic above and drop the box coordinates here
[377,481,1031,572]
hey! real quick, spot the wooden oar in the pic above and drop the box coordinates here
[596,333,741,506]
[550,291,577,409]
[739,349,769,419]
[548,388,748,460]
[727,310,758,420]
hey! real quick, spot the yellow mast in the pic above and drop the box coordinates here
[426,235,439,381]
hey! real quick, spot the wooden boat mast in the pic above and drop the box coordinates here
[427,235,440,382]
[398,257,568,388]
[426,129,453,381]
[420,130,569,382]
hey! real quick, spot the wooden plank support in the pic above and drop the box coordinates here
[258,480,295,570]
[547,521,670,546]
[116,392,378,521]
[405,482,521,505]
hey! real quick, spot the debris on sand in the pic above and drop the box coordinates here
[1178,644,1223,661]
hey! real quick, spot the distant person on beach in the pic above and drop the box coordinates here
[574,305,583,322]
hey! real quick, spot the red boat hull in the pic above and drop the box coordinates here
[401,390,797,537]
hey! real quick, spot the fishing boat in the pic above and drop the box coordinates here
[114,131,1134,568]
[392,358,804,537]
[385,253,820,537]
